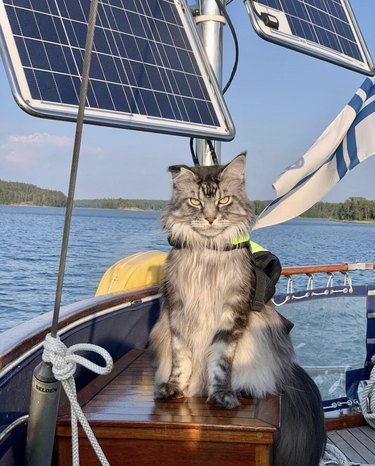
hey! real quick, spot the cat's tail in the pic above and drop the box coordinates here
[274,364,327,466]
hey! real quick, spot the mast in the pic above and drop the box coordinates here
[196,0,225,165]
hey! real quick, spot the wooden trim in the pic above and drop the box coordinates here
[281,263,375,276]
[0,288,159,370]
[325,413,366,431]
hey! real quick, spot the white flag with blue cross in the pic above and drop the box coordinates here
[254,77,375,230]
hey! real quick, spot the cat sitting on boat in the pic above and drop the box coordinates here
[150,154,326,466]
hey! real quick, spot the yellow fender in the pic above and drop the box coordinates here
[96,250,168,296]
[96,241,267,296]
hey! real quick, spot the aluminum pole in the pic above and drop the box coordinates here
[196,0,225,165]
[25,1,99,464]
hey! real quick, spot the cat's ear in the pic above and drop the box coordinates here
[168,165,196,184]
[221,153,246,181]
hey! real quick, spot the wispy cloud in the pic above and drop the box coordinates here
[7,132,72,147]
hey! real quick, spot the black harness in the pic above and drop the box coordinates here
[168,236,294,333]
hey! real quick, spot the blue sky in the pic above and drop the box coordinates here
[0,0,374,202]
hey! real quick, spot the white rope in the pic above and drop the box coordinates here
[319,443,360,466]
[360,354,375,429]
[42,333,113,466]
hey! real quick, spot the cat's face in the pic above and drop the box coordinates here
[163,154,254,247]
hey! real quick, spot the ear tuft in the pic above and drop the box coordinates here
[221,153,246,181]
[168,165,196,183]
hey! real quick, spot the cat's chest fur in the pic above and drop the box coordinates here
[166,248,250,330]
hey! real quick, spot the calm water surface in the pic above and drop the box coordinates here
[1,205,374,333]
[1,205,373,400]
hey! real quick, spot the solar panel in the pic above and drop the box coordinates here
[245,0,375,75]
[0,0,234,140]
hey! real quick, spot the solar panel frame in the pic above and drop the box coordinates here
[0,0,235,140]
[244,0,375,76]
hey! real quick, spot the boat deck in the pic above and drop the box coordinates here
[56,349,280,466]
[328,426,375,465]
[55,348,375,466]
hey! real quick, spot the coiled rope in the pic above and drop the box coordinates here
[42,333,113,466]
[361,354,375,429]
[319,443,360,466]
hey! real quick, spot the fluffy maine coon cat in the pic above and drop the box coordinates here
[150,154,326,466]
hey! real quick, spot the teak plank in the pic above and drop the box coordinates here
[56,349,280,466]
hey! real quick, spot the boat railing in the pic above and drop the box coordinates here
[274,262,375,306]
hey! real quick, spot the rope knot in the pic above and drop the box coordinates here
[43,333,76,380]
[41,333,113,466]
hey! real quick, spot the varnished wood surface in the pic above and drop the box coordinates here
[56,349,280,466]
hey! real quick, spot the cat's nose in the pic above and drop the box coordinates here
[205,216,216,224]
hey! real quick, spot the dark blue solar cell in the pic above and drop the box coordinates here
[90,53,105,80]
[45,43,70,73]
[127,87,146,115]
[137,38,157,65]
[130,61,152,89]
[259,0,281,9]
[127,11,145,38]
[124,0,138,14]
[121,35,141,61]
[323,29,341,52]
[5,7,21,35]
[8,0,31,8]
[195,100,218,126]
[145,64,165,92]
[72,21,88,49]
[51,17,69,45]
[94,27,111,54]
[98,54,120,82]
[34,70,59,102]
[25,39,49,69]
[109,8,131,35]
[91,80,114,110]
[283,1,308,20]
[175,72,192,97]
[177,49,195,74]
[169,95,183,121]
[108,83,131,113]
[164,45,183,71]
[186,75,206,100]
[65,1,87,23]
[174,95,188,121]
[154,92,175,120]
[153,20,173,47]
[113,57,130,85]
[165,69,180,94]
[24,68,41,100]
[182,97,200,124]
[72,48,84,74]
[36,12,60,43]
[30,0,58,15]
[54,73,78,105]
[16,8,41,39]
[15,38,31,67]
[62,47,78,75]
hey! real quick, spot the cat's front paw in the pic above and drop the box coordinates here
[209,390,240,409]
[154,382,184,400]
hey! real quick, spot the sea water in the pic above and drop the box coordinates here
[1,205,374,400]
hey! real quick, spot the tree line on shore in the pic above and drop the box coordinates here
[1,179,375,222]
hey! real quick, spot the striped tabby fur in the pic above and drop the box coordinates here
[150,154,326,466]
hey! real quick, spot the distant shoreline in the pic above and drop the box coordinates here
[3,204,375,223]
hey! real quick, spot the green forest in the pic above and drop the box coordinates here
[1,180,375,222]
[0,180,67,207]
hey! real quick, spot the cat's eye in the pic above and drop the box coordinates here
[218,196,231,205]
[189,198,201,207]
